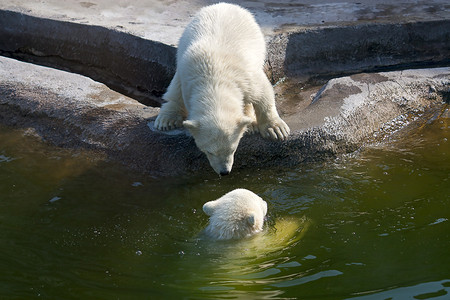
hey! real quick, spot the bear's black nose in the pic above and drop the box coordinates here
[220,170,230,176]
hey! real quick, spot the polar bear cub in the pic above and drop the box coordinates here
[203,189,268,240]
[154,3,290,175]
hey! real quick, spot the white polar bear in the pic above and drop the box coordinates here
[154,3,290,175]
[202,188,268,240]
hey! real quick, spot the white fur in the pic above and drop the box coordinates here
[203,189,267,240]
[154,3,290,175]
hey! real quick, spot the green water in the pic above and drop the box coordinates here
[0,116,449,299]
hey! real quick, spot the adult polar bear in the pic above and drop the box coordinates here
[155,3,290,175]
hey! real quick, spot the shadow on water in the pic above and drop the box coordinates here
[0,111,448,299]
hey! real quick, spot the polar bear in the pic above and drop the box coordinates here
[202,188,267,240]
[154,3,290,175]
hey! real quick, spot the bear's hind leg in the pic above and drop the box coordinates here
[155,72,185,131]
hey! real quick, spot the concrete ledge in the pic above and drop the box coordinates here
[1,8,449,106]
[0,10,176,107]
[268,20,450,83]
[1,56,448,177]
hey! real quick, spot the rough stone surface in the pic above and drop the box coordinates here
[2,0,449,45]
[276,20,450,82]
[1,1,449,104]
[0,10,176,106]
[0,0,449,177]
[1,56,448,177]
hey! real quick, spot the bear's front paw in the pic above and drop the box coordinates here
[154,114,183,131]
[259,118,290,141]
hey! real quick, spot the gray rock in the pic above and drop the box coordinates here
[268,21,450,83]
[1,1,449,104]
[1,56,448,177]
[0,10,176,107]
[1,1,448,176]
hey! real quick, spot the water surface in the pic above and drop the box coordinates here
[0,116,448,299]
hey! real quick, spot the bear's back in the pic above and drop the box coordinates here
[177,3,266,67]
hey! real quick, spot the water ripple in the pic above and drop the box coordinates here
[272,269,343,288]
[0,154,15,163]
[348,279,450,300]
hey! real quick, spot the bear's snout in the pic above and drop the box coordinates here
[219,170,230,176]
[205,152,234,176]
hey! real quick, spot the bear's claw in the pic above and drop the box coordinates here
[245,122,259,135]
[154,114,183,131]
[259,118,290,141]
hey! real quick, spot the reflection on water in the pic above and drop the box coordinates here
[0,114,448,299]
[349,279,450,300]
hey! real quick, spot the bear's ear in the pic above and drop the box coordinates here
[246,213,256,226]
[261,200,268,216]
[203,201,217,216]
[183,120,200,131]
